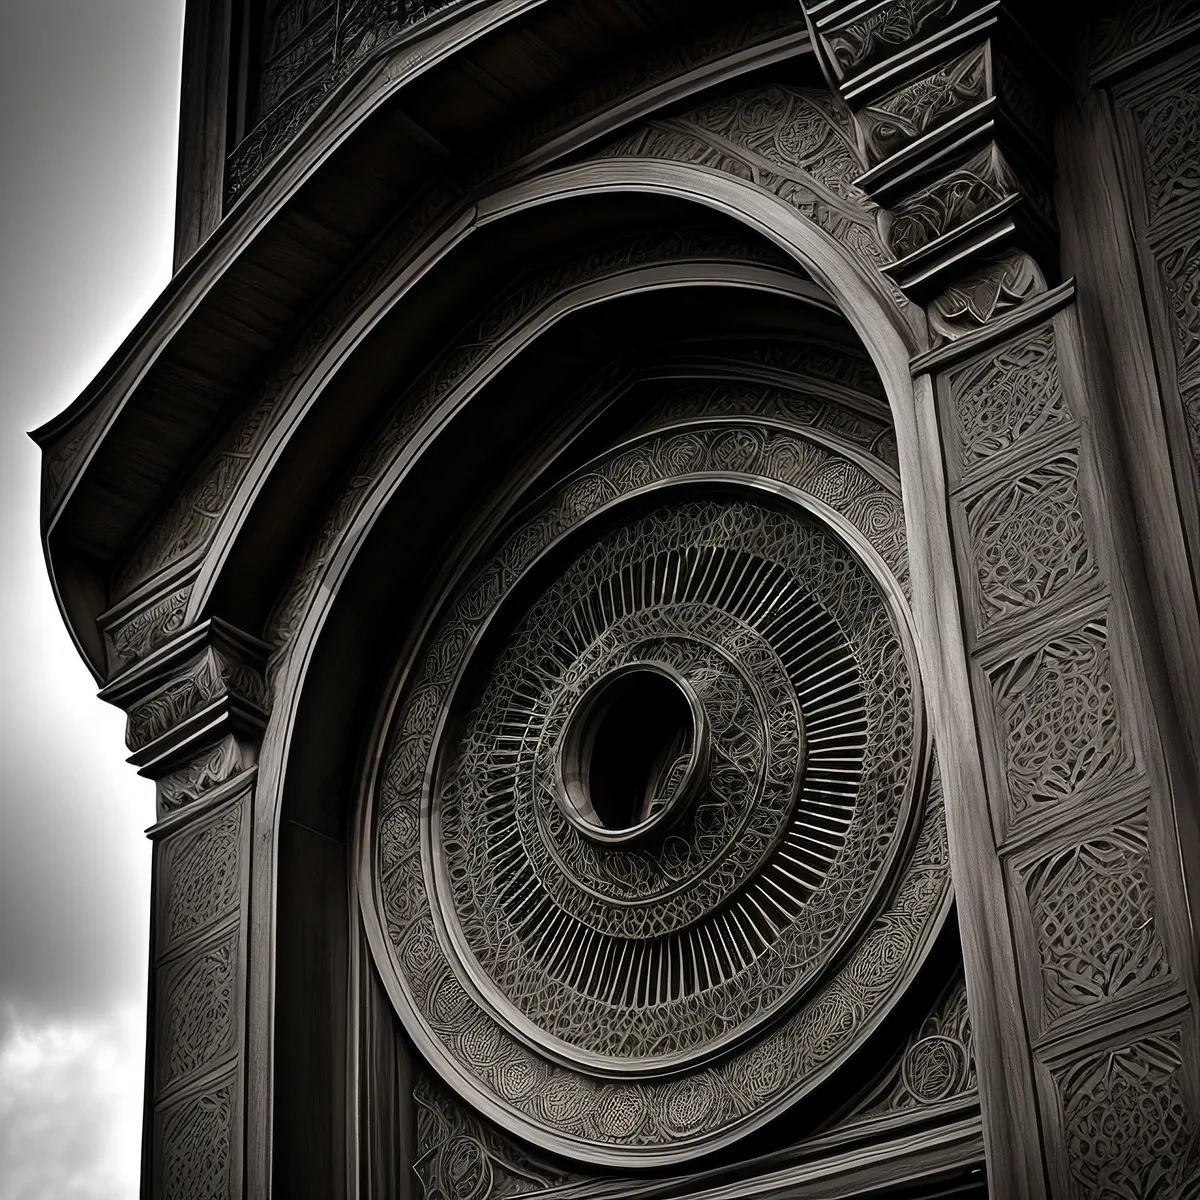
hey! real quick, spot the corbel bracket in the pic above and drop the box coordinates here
[800,0,1068,335]
[98,617,270,781]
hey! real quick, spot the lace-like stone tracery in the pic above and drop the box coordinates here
[366,414,945,1163]
[438,501,909,1064]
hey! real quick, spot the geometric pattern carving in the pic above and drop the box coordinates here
[1159,225,1200,377]
[1052,1027,1200,1200]
[962,448,1095,629]
[1019,811,1167,1029]
[158,1073,236,1200]
[115,398,275,598]
[367,418,947,1164]
[149,791,248,1198]
[161,801,243,949]
[159,933,238,1092]
[947,325,1070,472]
[1156,227,1200,473]
[1128,69,1200,223]
[988,613,1128,821]
[859,972,976,1118]
[414,1071,576,1200]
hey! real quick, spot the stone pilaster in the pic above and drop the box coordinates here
[100,619,269,1199]
[800,3,1200,1193]
[914,293,1200,1196]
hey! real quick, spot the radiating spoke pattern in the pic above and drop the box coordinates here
[368,416,940,1160]
[435,499,908,1062]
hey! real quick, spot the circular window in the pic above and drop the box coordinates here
[364,421,943,1167]
[556,662,710,844]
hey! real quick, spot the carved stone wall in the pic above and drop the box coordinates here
[148,781,252,1199]
[926,299,1200,1196]
[1110,42,1200,593]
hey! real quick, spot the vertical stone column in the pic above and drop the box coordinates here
[915,293,1200,1195]
[100,620,268,1199]
[799,2,1200,1192]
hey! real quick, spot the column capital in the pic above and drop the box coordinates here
[801,0,1069,334]
[99,617,269,789]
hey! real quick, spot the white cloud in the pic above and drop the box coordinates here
[0,1005,144,1200]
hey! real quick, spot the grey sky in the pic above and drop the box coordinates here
[0,1,185,1194]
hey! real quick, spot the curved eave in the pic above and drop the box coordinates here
[34,0,811,680]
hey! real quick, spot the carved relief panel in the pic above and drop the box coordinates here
[360,373,954,1173]
[1111,44,1200,583]
[927,300,1199,1194]
[148,784,252,1200]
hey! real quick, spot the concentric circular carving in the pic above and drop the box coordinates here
[365,417,948,1165]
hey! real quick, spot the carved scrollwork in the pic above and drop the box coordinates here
[415,1071,576,1199]
[1018,809,1167,1030]
[366,409,948,1164]
[886,146,1018,262]
[800,1,1061,305]
[927,251,1047,345]
[988,613,1131,823]
[858,972,976,1117]
[1051,1026,1200,1199]
[1155,226,1200,477]
[157,1073,236,1200]
[158,932,238,1093]
[945,325,1069,471]
[1129,72,1200,224]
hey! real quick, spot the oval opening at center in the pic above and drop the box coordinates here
[583,670,694,831]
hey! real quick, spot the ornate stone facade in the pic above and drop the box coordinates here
[35,1,1200,1196]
